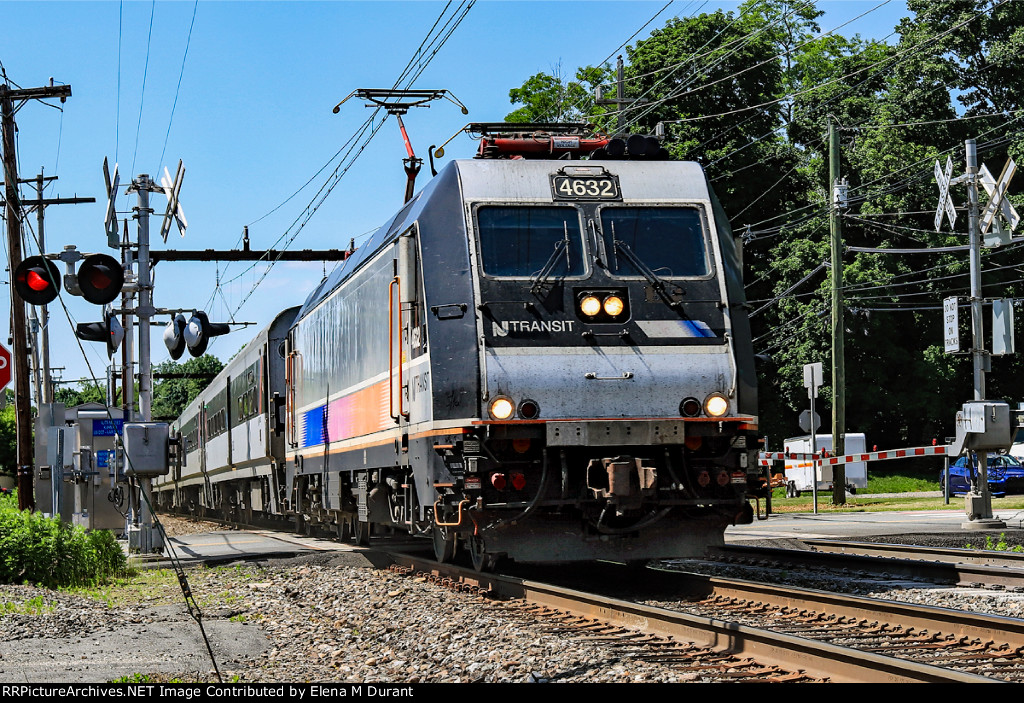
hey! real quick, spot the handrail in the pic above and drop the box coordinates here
[388,276,408,422]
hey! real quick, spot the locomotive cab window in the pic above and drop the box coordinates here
[599,207,709,278]
[476,206,586,278]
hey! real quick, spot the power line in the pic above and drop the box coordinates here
[158,0,199,171]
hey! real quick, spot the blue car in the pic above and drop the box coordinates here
[942,453,1024,496]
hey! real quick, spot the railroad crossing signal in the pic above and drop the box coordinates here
[979,158,1019,239]
[75,311,124,358]
[0,343,11,391]
[166,311,229,358]
[77,253,124,305]
[103,158,121,249]
[12,255,61,305]
[934,156,956,232]
[159,161,187,242]
[12,252,125,306]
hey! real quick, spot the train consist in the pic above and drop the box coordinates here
[154,124,762,569]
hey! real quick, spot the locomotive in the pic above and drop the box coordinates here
[154,124,762,570]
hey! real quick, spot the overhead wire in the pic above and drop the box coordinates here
[158,0,199,172]
[129,0,157,177]
[204,1,477,327]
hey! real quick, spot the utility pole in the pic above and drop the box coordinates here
[594,56,646,133]
[1,81,71,511]
[23,171,95,404]
[828,119,846,505]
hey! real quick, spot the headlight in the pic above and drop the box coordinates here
[679,397,702,417]
[489,397,515,420]
[580,295,602,317]
[603,295,625,317]
[704,393,729,417]
[518,399,540,419]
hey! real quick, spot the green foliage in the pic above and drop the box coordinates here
[502,1,1024,451]
[0,404,14,478]
[54,382,108,409]
[966,533,1024,553]
[151,354,224,421]
[506,63,612,125]
[0,491,127,588]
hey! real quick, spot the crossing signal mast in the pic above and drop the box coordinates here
[935,139,1020,530]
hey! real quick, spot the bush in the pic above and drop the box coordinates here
[0,491,127,588]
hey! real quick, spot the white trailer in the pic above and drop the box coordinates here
[783,433,867,498]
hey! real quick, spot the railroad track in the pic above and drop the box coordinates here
[158,514,1024,681]
[707,541,1024,589]
[382,550,1001,683]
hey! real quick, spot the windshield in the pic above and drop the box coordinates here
[600,207,708,278]
[477,206,585,277]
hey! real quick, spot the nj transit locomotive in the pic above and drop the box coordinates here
[154,126,761,569]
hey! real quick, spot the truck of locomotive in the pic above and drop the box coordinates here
[279,152,762,569]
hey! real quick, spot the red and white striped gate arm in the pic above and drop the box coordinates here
[758,444,952,468]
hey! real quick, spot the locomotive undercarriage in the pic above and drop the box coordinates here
[420,422,759,567]
[157,423,757,570]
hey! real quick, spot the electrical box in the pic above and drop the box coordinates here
[123,422,171,477]
[951,401,1015,456]
[35,403,126,532]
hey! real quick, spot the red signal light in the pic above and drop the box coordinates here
[26,271,50,291]
[78,254,124,305]
[490,473,507,491]
[511,473,526,491]
[13,256,60,306]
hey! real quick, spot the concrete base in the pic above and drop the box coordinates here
[961,518,1008,530]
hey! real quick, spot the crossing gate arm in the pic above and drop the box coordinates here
[759,444,951,468]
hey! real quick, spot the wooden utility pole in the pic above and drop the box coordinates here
[24,171,95,405]
[829,119,846,505]
[0,82,72,511]
[594,56,646,133]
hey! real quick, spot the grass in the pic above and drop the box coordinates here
[64,563,264,610]
[760,467,1024,514]
[0,594,57,617]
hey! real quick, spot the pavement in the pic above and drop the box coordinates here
[729,499,1024,544]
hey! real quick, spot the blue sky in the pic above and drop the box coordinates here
[1,0,910,391]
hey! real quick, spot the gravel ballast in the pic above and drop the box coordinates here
[3,517,1024,683]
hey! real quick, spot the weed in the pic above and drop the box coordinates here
[0,595,56,616]
[966,533,1024,553]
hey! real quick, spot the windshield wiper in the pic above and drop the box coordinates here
[613,236,684,312]
[530,223,572,294]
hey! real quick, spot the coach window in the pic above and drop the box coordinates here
[599,207,709,278]
[476,206,585,277]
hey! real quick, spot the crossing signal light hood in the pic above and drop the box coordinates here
[13,256,61,306]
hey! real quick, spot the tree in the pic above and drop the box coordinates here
[54,383,108,408]
[151,354,224,421]
[506,63,612,125]
[500,0,1024,452]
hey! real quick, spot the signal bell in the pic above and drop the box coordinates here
[75,311,124,358]
[78,254,125,305]
[183,311,230,357]
[163,314,188,360]
[13,256,61,306]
